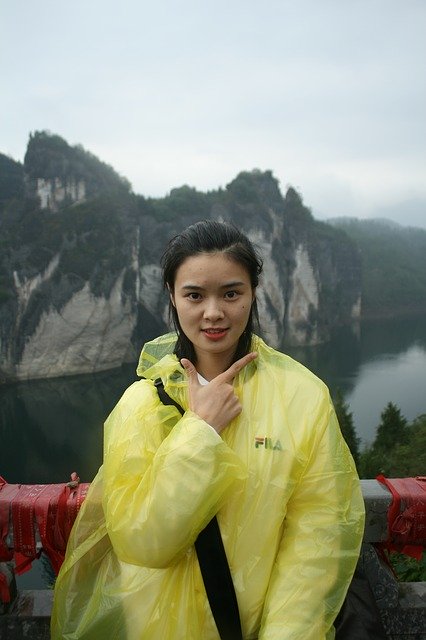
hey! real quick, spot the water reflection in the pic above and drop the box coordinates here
[0,365,138,484]
[360,314,426,361]
[284,323,362,397]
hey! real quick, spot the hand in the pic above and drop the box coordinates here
[181,352,257,434]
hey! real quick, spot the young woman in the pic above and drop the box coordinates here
[51,220,365,639]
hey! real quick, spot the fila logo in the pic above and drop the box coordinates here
[254,436,283,451]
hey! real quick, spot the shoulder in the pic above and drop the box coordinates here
[103,378,167,453]
[106,378,160,426]
[137,332,177,376]
[253,335,329,398]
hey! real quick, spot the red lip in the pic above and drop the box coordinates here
[202,328,229,341]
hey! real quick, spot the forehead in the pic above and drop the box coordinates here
[174,252,250,285]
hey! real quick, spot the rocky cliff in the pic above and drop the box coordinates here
[0,132,361,382]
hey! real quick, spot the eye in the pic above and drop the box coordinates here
[186,292,202,301]
[224,290,239,299]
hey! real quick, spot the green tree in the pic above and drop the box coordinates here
[333,390,360,466]
[359,407,425,478]
[358,446,388,479]
[382,414,426,476]
[374,402,408,453]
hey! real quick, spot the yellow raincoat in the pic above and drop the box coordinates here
[51,333,365,640]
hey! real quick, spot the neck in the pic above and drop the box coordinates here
[195,349,234,381]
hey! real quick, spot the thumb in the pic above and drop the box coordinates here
[181,358,200,387]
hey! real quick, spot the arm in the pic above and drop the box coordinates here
[102,380,247,568]
[259,396,365,640]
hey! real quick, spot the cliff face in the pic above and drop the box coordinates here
[0,133,361,382]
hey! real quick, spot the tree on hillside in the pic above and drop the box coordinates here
[382,414,426,477]
[0,154,24,203]
[359,403,414,478]
[374,402,408,453]
[333,390,360,466]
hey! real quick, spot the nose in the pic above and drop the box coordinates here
[203,298,225,321]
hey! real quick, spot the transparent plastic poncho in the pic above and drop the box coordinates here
[51,334,365,640]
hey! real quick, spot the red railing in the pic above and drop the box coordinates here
[1,474,425,607]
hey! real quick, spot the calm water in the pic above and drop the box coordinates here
[286,314,426,446]
[1,314,425,588]
[1,315,426,487]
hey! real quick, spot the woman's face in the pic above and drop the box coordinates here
[171,252,255,374]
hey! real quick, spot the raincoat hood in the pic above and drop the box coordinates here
[136,332,181,380]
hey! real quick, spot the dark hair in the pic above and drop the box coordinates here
[161,220,263,363]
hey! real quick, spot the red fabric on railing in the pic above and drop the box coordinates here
[0,570,11,604]
[34,477,89,574]
[376,475,426,560]
[0,477,19,563]
[0,474,89,582]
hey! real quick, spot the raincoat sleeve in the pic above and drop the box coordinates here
[102,379,247,568]
[259,392,365,640]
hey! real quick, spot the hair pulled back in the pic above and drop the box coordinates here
[161,219,263,363]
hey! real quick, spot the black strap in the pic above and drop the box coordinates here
[194,518,243,640]
[154,378,186,417]
[154,378,243,640]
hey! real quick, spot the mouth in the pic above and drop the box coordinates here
[202,328,229,340]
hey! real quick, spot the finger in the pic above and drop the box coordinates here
[218,351,257,383]
[180,358,201,387]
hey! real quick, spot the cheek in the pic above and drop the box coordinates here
[237,303,251,319]
[175,300,198,323]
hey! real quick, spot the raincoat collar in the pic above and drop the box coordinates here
[136,332,262,385]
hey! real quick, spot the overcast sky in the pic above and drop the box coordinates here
[1,0,425,227]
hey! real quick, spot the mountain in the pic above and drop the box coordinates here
[0,131,361,382]
[327,217,426,318]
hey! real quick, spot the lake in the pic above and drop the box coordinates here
[285,313,426,445]
[1,314,426,487]
[2,314,425,588]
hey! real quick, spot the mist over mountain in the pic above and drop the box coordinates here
[327,217,426,318]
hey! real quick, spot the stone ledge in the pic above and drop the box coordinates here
[0,589,53,640]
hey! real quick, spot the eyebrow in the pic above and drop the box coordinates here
[180,281,246,291]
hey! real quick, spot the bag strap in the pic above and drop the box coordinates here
[154,378,243,640]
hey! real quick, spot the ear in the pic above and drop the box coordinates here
[167,284,176,308]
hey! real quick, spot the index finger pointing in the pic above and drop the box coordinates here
[181,358,201,386]
[218,351,258,383]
